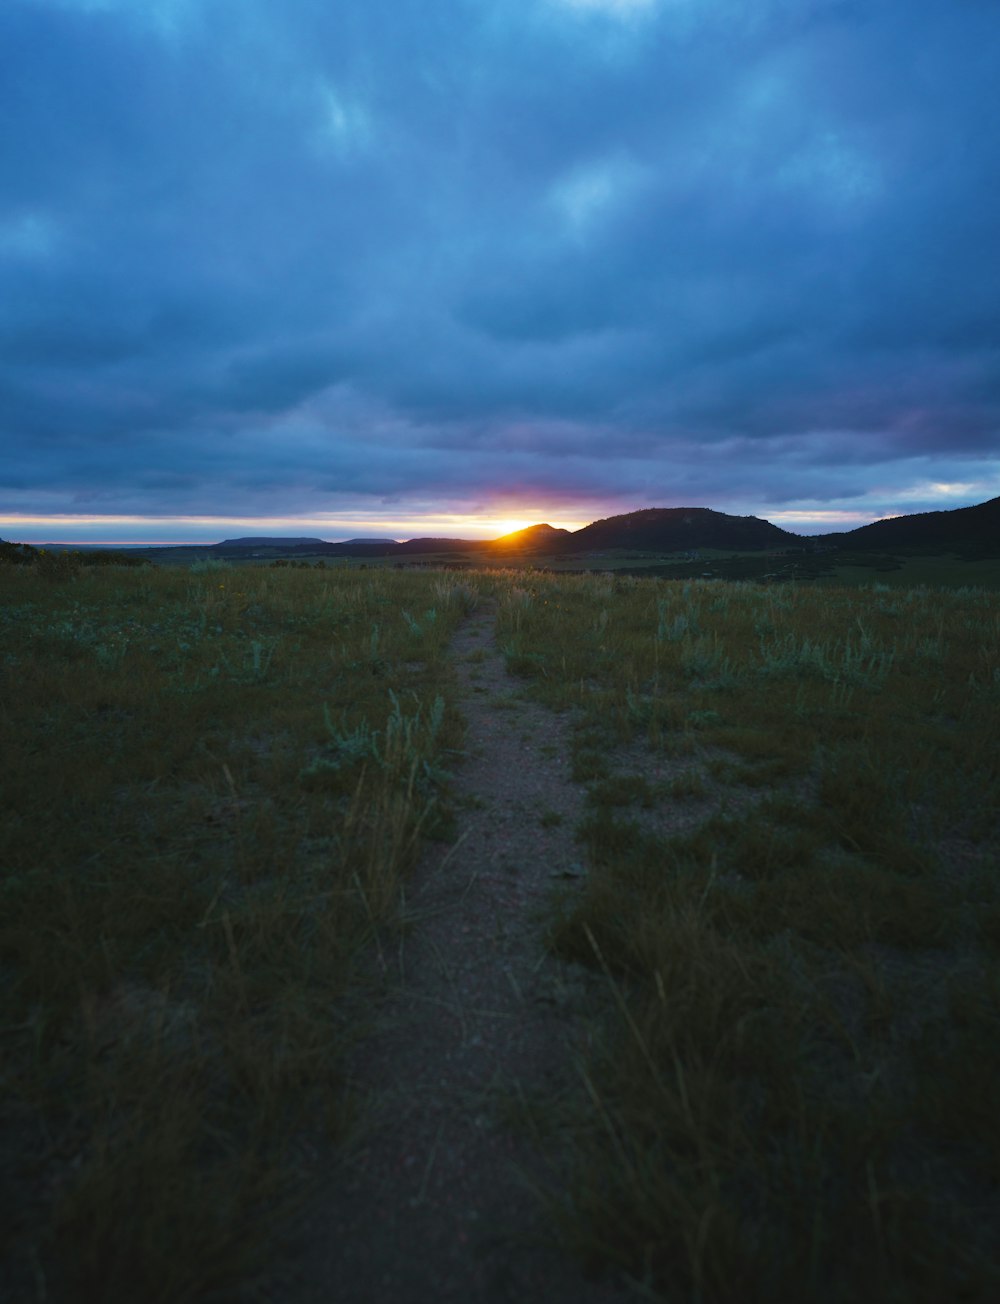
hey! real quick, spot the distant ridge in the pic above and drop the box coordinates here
[825,496,1000,554]
[489,523,572,550]
[568,507,794,552]
[198,497,999,558]
[216,536,326,548]
[394,537,480,555]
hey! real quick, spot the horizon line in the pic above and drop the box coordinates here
[5,495,992,549]
[19,529,854,549]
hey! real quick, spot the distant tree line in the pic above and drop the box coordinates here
[0,540,151,570]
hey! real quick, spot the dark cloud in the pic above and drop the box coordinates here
[1,0,998,539]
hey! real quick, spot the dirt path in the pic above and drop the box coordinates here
[288,604,632,1302]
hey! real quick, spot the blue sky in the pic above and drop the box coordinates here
[2,0,999,543]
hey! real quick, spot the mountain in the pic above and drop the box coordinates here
[826,496,1000,554]
[566,508,795,552]
[216,536,326,548]
[488,523,572,550]
[192,498,998,560]
[394,537,482,554]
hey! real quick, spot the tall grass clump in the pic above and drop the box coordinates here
[0,560,469,1301]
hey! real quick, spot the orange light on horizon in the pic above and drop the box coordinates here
[1,507,597,545]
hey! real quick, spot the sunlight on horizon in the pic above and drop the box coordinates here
[494,518,536,536]
[5,487,991,547]
[0,509,593,546]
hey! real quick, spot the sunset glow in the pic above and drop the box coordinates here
[0,509,595,547]
[5,476,997,548]
[493,519,537,538]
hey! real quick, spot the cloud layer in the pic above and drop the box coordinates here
[2,0,999,539]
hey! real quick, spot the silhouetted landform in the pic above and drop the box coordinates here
[821,496,1000,556]
[0,540,149,567]
[566,508,792,552]
[206,498,1000,558]
[10,498,996,567]
[394,538,481,555]
[213,510,794,557]
[488,523,573,550]
[218,537,326,548]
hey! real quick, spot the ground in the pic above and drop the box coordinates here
[281,603,632,1303]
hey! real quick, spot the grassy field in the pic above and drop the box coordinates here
[2,557,998,1301]
[0,559,472,1300]
[823,552,1000,591]
[263,547,1000,590]
[494,571,1000,1301]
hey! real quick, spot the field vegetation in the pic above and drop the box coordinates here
[0,560,472,1300]
[275,546,1000,591]
[2,555,998,1301]
[494,571,1000,1302]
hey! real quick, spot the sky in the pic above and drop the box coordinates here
[2,0,999,544]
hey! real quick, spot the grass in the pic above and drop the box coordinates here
[0,562,478,1301]
[491,570,1000,1302]
[3,558,998,1301]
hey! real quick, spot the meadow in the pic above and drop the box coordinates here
[494,570,1000,1302]
[2,556,998,1301]
[0,558,471,1300]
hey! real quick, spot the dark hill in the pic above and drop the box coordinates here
[216,536,326,549]
[826,496,1000,555]
[488,523,572,551]
[201,498,998,561]
[567,508,795,552]
[394,537,482,555]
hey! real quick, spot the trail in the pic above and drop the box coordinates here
[287,603,632,1302]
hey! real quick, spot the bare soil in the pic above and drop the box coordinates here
[284,604,633,1303]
